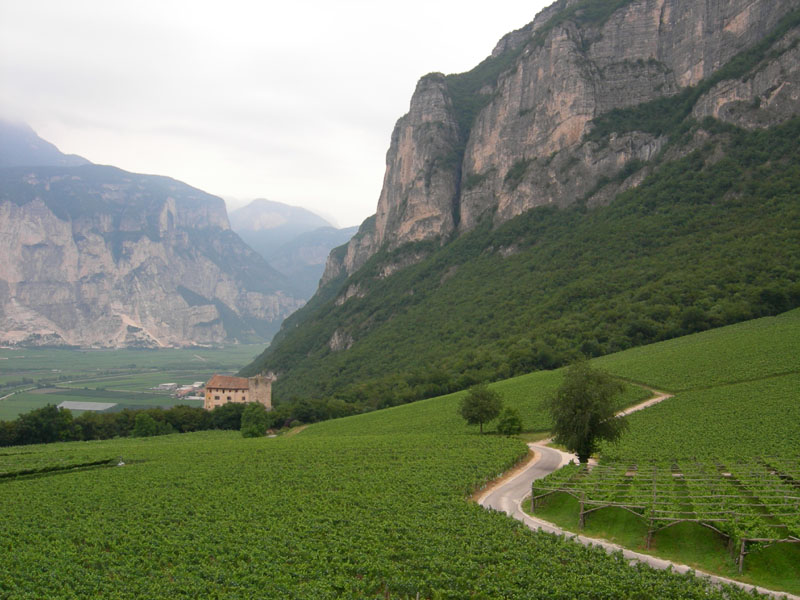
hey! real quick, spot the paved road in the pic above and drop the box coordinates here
[480,442,573,519]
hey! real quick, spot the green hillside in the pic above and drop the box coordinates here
[527,310,800,593]
[595,308,800,460]
[244,117,800,411]
[2,311,796,597]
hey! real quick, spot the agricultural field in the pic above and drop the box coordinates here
[531,459,800,556]
[600,373,800,460]
[2,312,797,597]
[593,309,800,391]
[0,345,263,420]
[0,430,761,599]
[314,369,649,438]
[528,309,800,593]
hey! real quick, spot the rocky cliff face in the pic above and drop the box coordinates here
[0,164,304,347]
[323,0,800,284]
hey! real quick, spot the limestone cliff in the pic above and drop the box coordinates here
[0,164,304,347]
[322,0,800,286]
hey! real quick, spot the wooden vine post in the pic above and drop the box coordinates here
[646,464,657,549]
[737,538,747,574]
[578,491,586,530]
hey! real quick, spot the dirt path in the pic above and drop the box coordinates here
[475,391,799,600]
[616,390,672,416]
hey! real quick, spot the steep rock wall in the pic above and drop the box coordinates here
[0,166,304,347]
[322,0,799,287]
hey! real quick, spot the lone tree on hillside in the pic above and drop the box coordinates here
[547,360,627,463]
[459,383,503,433]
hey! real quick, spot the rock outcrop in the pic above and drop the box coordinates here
[0,164,304,347]
[322,0,800,286]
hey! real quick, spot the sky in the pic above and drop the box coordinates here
[0,0,551,227]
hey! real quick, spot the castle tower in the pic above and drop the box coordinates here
[248,373,276,410]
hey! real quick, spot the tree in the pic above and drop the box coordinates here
[496,407,523,435]
[209,402,246,430]
[15,404,77,445]
[131,412,173,437]
[459,384,502,433]
[241,403,270,438]
[547,360,627,463]
[164,405,209,433]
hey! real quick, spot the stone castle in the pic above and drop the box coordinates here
[204,373,275,411]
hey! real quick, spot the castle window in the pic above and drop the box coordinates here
[214,395,220,400]
[227,396,231,401]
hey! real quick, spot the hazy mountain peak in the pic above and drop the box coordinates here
[0,119,91,168]
[229,198,331,232]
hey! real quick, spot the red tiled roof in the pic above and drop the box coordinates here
[206,375,249,390]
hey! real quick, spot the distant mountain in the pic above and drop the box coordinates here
[229,199,357,299]
[267,225,359,298]
[0,119,90,168]
[0,125,304,348]
[229,199,332,257]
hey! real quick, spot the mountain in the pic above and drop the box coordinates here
[0,128,304,348]
[229,199,332,257]
[0,119,90,168]
[265,225,359,298]
[230,199,357,299]
[242,0,800,405]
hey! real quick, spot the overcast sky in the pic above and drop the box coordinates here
[0,0,551,227]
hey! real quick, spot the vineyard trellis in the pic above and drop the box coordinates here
[531,457,800,572]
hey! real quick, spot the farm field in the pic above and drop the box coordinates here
[313,369,650,438]
[2,312,798,597]
[0,345,263,420]
[593,309,800,391]
[0,430,761,599]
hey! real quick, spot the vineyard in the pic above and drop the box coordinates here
[532,458,800,572]
[0,430,767,599]
[599,373,800,461]
[594,309,800,392]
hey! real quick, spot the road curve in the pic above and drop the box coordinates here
[478,442,574,519]
[475,427,799,598]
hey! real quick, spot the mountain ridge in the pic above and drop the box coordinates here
[322,0,799,283]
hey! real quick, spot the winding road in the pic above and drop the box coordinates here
[475,393,799,600]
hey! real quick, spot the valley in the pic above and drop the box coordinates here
[0,345,263,421]
[1,0,799,597]
[1,309,797,598]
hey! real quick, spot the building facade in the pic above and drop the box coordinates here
[203,374,275,411]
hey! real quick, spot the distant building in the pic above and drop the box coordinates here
[204,373,275,411]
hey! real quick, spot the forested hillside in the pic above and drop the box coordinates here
[242,117,800,409]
